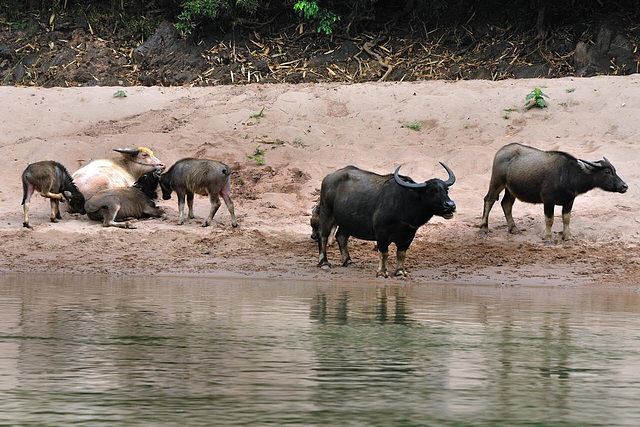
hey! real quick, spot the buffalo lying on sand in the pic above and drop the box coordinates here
[315,163,456,277]
[479,143,628,241]
[72,147,166,203]
[85,169,165,229]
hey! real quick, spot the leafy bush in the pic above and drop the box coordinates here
[175,0,259,35]
[293,1,339,34]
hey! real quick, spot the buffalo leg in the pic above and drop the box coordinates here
[377,250,389,278]
[23,202,31,228]
[335,228,353,266]
[543,203,555,242]
[41,191,63,200]
[187,192,195,219]
[102,204,135,229]
[501,189,518,233]
[562,200,574,240]
[143,205,166,219]
[203,194,222,227]
[394,237,415,277]
[220,180,238,228]
[22,182,35,228]
[177,192,186,225]
[317,221,335,268]
[376,238,390,278]
[479,181,504,233]
[54,199,62,219]
[49,199,59,223]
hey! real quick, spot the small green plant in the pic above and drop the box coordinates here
[503,108,515,112]
[250,107,266,119]
[525,88,549,109]
[293,1,339,34]
[566,88,576,93]
[247,148,265,165]
[502,113,510,119]
[113,90,127,98]
[402,121,422,131]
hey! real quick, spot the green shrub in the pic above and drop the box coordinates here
[293,1,339,34]
[176,0,259,35]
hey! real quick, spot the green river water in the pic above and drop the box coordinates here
[1,274,639,426]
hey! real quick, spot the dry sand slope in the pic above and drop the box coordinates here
[0,77,639,286]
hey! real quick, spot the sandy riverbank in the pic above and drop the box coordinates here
[1,77,638,286]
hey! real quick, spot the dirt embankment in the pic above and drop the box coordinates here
[0,77,639,286]
[1,13,638,88]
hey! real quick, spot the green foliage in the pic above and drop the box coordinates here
[402,121,422,131]
[566,88,576,93]
[502,113,510,119]
[113,90,127,97]
[525,88,549,109]
[293,1,339,34]
[247,147,266,165]
[176,0,259,35]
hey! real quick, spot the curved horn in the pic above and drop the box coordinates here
[440,162,456,187]
[113,148,141,155]
[578,158,602,169]
[603,157,610,165]
[394,166,426,189]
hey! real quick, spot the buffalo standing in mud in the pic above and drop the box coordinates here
[85,169,165,229]
[479,143,628,241]
[159,158,238,228]
[315,163,456,277]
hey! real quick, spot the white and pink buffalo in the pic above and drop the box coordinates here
[71,147,166,205]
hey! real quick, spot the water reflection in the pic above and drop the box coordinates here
[1,275,640,425]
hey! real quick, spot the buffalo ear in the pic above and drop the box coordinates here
[577,159,600,173]
[114,148,140,156]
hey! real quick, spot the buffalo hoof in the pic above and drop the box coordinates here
[232,222,238,228]
[126,224,137,230]
[562,234,571,241]
[50,218,59,223]
[23,222,32,229]
[342,259,355,267]
[479,229,488,235]
[376,270,389,278]
[395,269,409,278]
[202,222,211,228]
[56,213,62,220]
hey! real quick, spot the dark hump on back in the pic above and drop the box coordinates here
[547,150,577,164]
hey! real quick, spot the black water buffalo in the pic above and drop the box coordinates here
[479,143,628,241]
[315,163,456,277]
